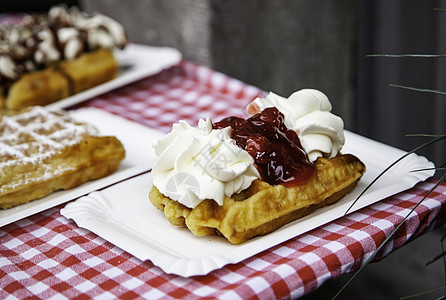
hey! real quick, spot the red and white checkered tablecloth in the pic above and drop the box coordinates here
[1,61,446,299]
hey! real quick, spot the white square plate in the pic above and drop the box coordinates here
[61,130,435,277]
[0,108,164,227]
[46,43,182,109]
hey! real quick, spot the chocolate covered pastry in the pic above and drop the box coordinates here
[0,5,127,111]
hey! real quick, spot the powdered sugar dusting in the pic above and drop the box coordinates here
[0,106,97,192]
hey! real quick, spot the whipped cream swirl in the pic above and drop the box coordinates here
[152,118,260,208]
[247,89,345,162]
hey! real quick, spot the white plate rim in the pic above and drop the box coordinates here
[0,108,164,227]
[45,43,182,109]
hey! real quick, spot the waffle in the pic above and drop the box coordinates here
[5,66,71,110]
[0,106,125,209]
[5,49,118,111]
[149,154,365,244]
[0,5,126,111]
[58,48,119,94]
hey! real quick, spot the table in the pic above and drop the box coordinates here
[1,60,446,299]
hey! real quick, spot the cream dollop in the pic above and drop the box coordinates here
[0,55,18,80]
[152,118,260,208]
[57,27,83,60]
[247,89,345,162]
[49,5,127,51]
[72,11,127,50]
[34,29,61,65]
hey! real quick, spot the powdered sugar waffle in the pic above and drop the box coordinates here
[0,106,125,209]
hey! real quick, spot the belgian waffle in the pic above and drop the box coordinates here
[0,106,125,209]
[149,154,365,244]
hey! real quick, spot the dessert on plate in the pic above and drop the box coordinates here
[0,106,125,209]
[149,89,365,244]
[0,5,127,111]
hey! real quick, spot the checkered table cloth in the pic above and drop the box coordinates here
[1,61,445,299]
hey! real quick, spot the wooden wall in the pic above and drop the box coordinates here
[81,0,358,129]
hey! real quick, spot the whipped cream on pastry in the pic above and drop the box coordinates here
[56,27,83,60]
[48,5,127,52]
[153,89,347,209]
[0,4,127,85]
[152,118,260,209]
[247,89,345,162]
[34,28,61,64]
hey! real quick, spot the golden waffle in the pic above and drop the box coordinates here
[5,66,71,110]
[5,49,119,111]
[149,154,365,244]
[58,49,119,94]
[0,106,125,209]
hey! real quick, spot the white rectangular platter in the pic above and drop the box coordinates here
[0,108,164,227]
[61,130,435,277]
[46,43,182,109]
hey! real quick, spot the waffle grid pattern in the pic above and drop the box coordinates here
[1,107,91,160]
[0,107,93,193]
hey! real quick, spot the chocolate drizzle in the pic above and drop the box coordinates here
[0,5,127,86]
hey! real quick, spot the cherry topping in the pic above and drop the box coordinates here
[213,107,315,186]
